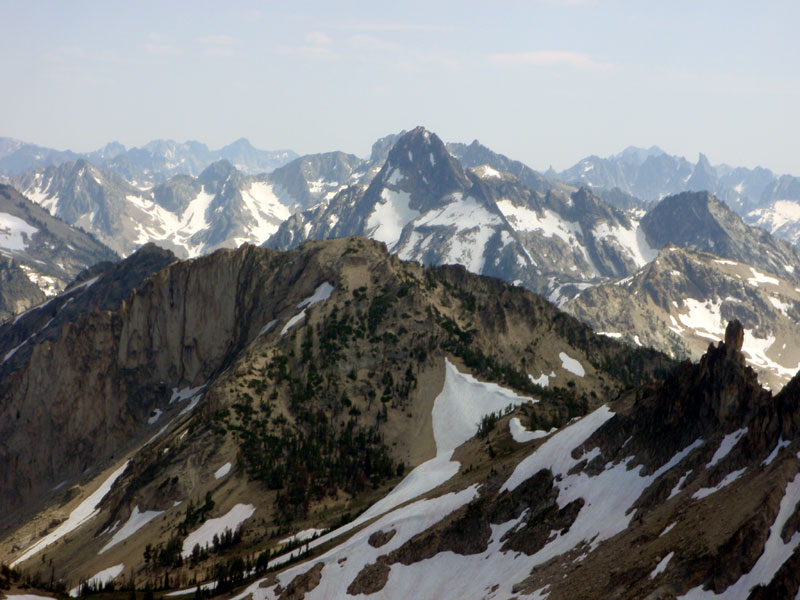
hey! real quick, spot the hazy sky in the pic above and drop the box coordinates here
[2,1,798,173]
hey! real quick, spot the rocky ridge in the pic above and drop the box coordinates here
[0,184,118,320]
[0,237,668,590]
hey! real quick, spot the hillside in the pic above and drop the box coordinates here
[0,237,668,592]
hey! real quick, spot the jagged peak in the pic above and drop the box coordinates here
[379,127,468,192]
[198,159,237,182]
[723,319,744,354]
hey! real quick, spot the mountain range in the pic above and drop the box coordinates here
[0,137,297,185]
[2,238,800,599]
[555,146,800,248]
[5,127,800,391]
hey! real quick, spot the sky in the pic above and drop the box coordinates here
[1,0,798,174]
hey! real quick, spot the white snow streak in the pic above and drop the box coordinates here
[181,504,256,557]
[11,461,130,567]
[99,506,163,554]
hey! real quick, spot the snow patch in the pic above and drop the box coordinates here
[707,428,748,468]
[69,564,125,597]
[278,528,326,546]
[259,319,277,336]
[366,188,419,249]
[214,463,232,479]
[529,371,554,387]
[692,468,747,500]
[509,417,554,443]
[0,212,38,250]
[147,409,163,425]
[280,310,306,335]
[763,438,791,466]
[182,504,255,557]
[99,506,163,554]
[297,282,334,308]
[559,352,585,377]
[748,267,779,286]
[650,551,674,579]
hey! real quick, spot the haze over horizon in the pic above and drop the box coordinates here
[2,0,797,174]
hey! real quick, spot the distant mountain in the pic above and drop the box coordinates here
[0,184,118,320]
[10,159,297,257]
[0,136,297,184]
[640,191,800,283]
[557,146,800,218]
[268,127,656,300]
[268,151,366,210]
[745,177,800,245]
[565,245,800,390]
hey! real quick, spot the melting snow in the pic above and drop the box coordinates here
[692,468,747,500]
[707,428,748,468]
[503,418,703,565]
[230,486,478,600]
[660,521,677,536]
[650,551,674,579]
[509,417,554,443]
[668,470,693,499]
[559,352,585,377]
[474,165,502,179]
[763,438,791,466]
[278,528,326,546]
[0,212,38,250]
[99,506,163,554]
[529,372,554,387]
[409,194,502,273]
[214,463,232,479]
[355,359,535,524]
[296,282,334,308]
[748,267,780,286]
[171,384,207,416]
[280,310,306,335]
[68,564,125,597]
[147,409,163,425]
[11,461,130,567]
[592,221,657,268]
[170,385,206,404]
[181,504,256,557]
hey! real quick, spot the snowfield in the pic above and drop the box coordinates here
[68,564,125,597]
[366,187,419,249]
[0,212,38,251]
[181,504,256,557]
[99,506,163,554]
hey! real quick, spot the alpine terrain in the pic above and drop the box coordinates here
[0,234,799,599]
